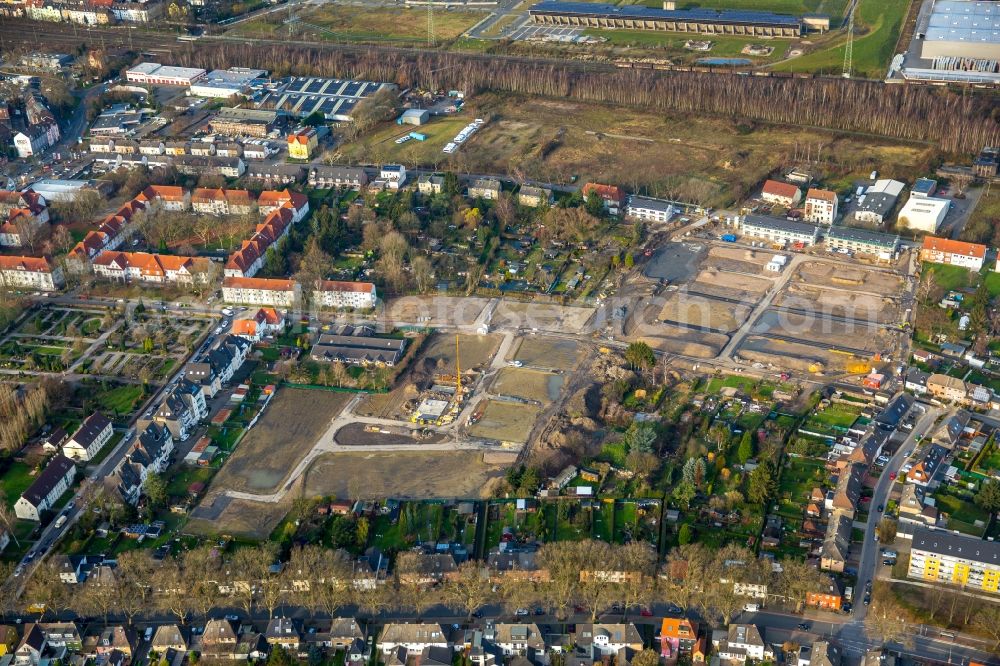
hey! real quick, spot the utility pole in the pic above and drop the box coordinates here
[842,3,855,78]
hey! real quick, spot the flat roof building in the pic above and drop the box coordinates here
[898,197,950,234]
[626,195,676,223]
[125,63,206,86]
[921,1,1000,61]
[189,68,268,98]
[528,1,807,37]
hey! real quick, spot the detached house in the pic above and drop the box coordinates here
[582,182,624,213]
[232,308,285,342]
[151,625,188,654]
[660,618,699,659]
[489,624,545,657]
[803,188,838,224]
[761,179,802,207]
[574,624,643,662]
[14,455,75,521]
[714,624,770,663]
[468,178,501,201]
[265,618,301,653]
[378,624,449,656]
[201,620,238,660]
[62,412,114,462]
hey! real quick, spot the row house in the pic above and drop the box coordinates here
[378,624,449,656]
[224,208,295,278]
[309,165,369,190]
[0,209,46,248]
[231,307,285,342]
[67,200,143,269]
[0,255,64,291]
[14,623,69,666]
[136,185,189,212]
[92,251,213,285]
[184,335,251,398]
[150,379,208,440]
[0,190,49,222]
[191,188,255,216]
[174,155,245,178]
[14,122,59,159]
[109,421,173,505]
[257,189,310,223]
[62,412,114,462]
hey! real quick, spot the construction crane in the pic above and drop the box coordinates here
[842,2,856,78]
[454,334,462,402]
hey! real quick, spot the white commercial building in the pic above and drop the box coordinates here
[125,62,206,86]
[898,196,949,233]
[189,68,268,98]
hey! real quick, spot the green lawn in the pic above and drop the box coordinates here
[1,462,36,509]
[983,271,1000,298]
[924,262,976,292]
[810,402,863,429]
[94,384,145,416]
[593,500,615,541]
[773,0,910,77]
[933,490,990,528]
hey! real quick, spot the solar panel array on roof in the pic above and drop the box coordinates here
[259,77,395,120]
[529,1,803,27]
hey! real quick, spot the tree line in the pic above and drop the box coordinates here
[170,42,999,154]
[6,539,839,627]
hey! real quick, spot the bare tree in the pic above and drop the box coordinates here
[444,561,493,619]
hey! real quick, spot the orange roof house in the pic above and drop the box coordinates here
[660,618,699,658]
[919,236,986,271]
[582,182,624,206]
[761,179,802,205]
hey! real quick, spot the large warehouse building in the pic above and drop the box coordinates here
[125,63,206,87]
[528,1,807,36]
[920,0,1000,61]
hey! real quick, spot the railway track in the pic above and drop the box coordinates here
[0,19,618,74]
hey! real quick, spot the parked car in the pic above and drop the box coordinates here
[797,623,810,631]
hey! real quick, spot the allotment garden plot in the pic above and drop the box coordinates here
[0,305,107,373]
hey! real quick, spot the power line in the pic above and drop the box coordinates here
[842,3,855,78]
[427,1,435,48]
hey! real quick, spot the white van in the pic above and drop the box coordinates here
[743,603,760,612]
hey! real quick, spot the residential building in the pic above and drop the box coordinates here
[225,204,298,278]
[191,188,255,216]
[0,209,46,248]
[216,142,243,158]
[761,179,802,207]
[898,196,950,233]
[62,412,114,462]
[582,182,624,212]
[151,625,188,653]
[0,255,64,291]
[898,483,938,527]
[625,195,675,223]
[574,624,642,659]
[309,165,369,189]
[109,421,174,505]
[125,63,206,86]
[91,626,137,659]
[904,368,931,395]
[137,185,189,211]
[324,618,365,650]
[714,624,769,663]
[201,620,239,660]
[232,308,285,342]
[312,280,377,310]
[222,277,301,307]
[919,236,986,272]
[287,127,318,160]
[14,455,76,521]
[804,188,839,224]
[190,142,218,157]
[418,174,446,195]
[805,575,843,610]
[14,125,56,159]
[660,618,699,659]
[490,624,545,656]
[740,215,819,246]
[926,373,969,403]
[825,226,899,258]
[398,553,458,585]
[468,178,501,200]
[150,379,207,440]
[907,444,948,486]
[210,107,282,138]
[821,512,852,572]
[265,618,300,652]
[173,155,245,178]
[908,526,1000,593]
[311,330,407,367]
[518,186,553,208]
[257,189,310,222]
[379,165,406,189]
[245,163,304,186]
[0,190,48,222]
[92,251,213,285]
[831,463,864,517]
[378,624,448,655]
[799,641,840,666]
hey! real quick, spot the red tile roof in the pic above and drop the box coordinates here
[0,255,54,272]
[806,188,837,203]
[315,280,375,294]
[762,179,800,200]
[582,182,624,204]
[921,235,986,259]
[223,276,297,291]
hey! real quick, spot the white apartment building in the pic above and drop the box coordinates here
[803,188,839,225]
[0,256,64,291]
[313,280,377,310]
[62,412,114,462]
[222,277,301,307]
